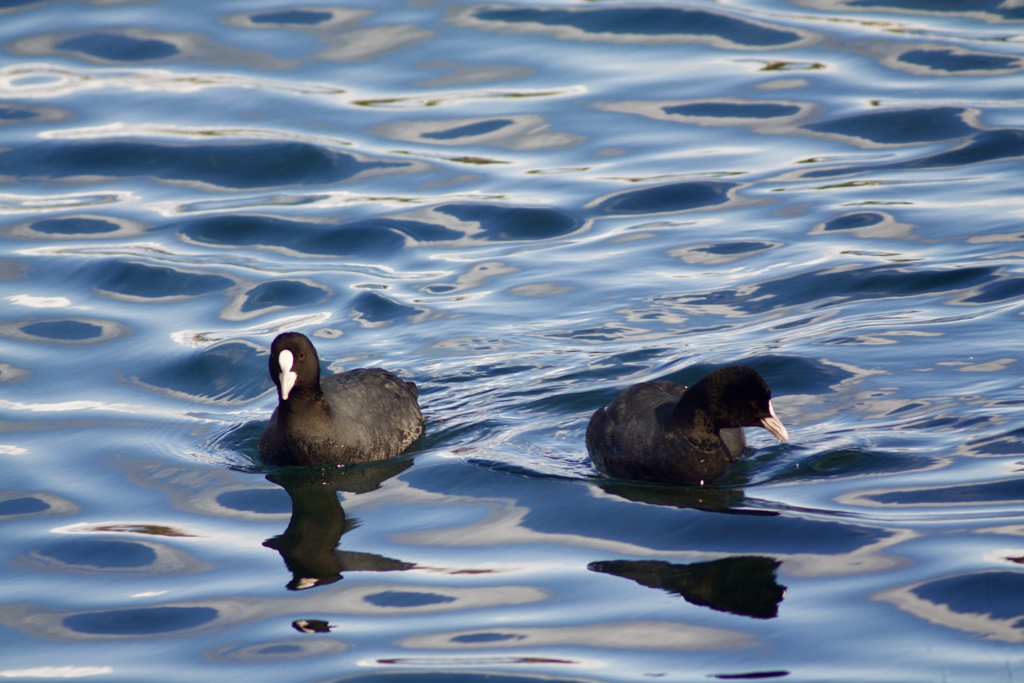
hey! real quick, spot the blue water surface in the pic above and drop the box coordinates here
[1,0,1023,680]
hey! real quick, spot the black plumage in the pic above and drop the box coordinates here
[586,365,787,485]
[258,332,423,467]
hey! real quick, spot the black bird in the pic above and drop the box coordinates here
[586,365,788,485]
[258,332,423,467]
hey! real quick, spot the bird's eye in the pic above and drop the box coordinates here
[298,352,305,360]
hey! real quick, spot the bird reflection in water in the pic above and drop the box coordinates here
[589,556,786,619]
[263,458,415,590]
[591,481,786,619]
[598,479,755,511]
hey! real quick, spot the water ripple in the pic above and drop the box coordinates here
[2,0,1023,679]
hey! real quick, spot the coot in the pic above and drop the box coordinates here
[586,365,787,485]
[259,332,424,467]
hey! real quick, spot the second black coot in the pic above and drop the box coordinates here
[258,332,424,467]
[586,365,788,485]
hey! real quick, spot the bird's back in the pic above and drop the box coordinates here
[586,380,734,485]
[260,367,423,466]
[321,368,423,459]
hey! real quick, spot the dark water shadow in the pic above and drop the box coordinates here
[761,446,937,485]
[263,460,416,590]
[4,139,407,189]
[841,0,1024,21]
[87,259,234,300]
[589,180,737,216]
[656,262,1017,318]
[804,106,975,146]
[248,9,336,26]
[802,128,1024,178]
[330,672,604,683]
[132,339,270,406]
[57,32,179,61]
[597,480,762,513]
[0,317,128,345]
[175,203,580,259]
[62,606,218,635]
[879,569,1024,643]
[894,46,1022,75]
[589,555,786,619]
[459,4,807,48]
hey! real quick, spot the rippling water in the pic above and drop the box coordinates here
[2,0,1023,680]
